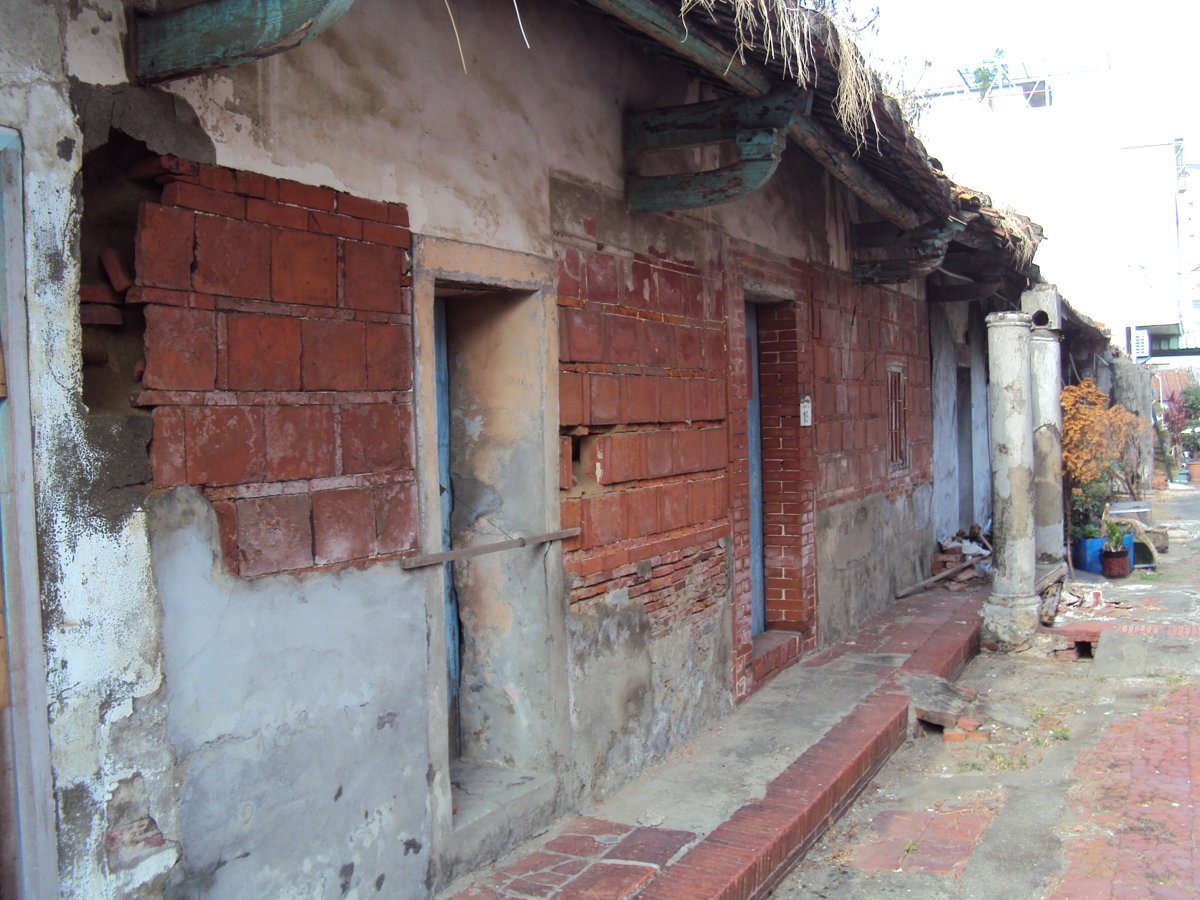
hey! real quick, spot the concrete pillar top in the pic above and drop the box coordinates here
[986,311,1033,329]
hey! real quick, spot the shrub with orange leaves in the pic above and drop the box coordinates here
[1061,378,1151,502]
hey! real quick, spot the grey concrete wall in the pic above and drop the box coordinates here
[968,309,992,527]
[1111,359,1154,492]
[929,302,991,538]
[930,304,960,538]
[567,588,732,799]
[816,486,933,645]
[151,489,431,898]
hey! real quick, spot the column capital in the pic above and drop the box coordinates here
[985,310,1033,330]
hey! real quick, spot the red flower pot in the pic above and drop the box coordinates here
[1101,549,1129,578]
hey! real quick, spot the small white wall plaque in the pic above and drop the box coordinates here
[799,395,812,427]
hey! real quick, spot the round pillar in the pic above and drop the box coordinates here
[1030,328,1064,564]
[983,312,1038,649]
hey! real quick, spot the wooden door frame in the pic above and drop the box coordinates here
[0,126,59,898]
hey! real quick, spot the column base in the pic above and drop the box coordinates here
[981,593,1040,651]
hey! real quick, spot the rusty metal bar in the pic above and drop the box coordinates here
[400,528,580,570]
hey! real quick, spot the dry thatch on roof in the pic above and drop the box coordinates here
[681,0,879,150]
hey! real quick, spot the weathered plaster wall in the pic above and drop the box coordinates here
[150,489,429,898]
[76,0,845,267]
[968,309,992,527]
[34,0,955,894]
[816,485,932,644]
[1111,358,1154,490]
[567,574,731,798]
[930,305,958,537]
[929,301,991,537]
[0,1,181,895]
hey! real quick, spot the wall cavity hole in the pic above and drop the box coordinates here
[1074,641,1095,659]
[1031,309,1050,327]
[916,718,945,738]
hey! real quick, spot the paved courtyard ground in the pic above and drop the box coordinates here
[776,487,1200,898]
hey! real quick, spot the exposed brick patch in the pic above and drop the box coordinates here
[343,240,408,314]
[135,203,193,290]
[271,229,337,306]
[143,305,217,391]
[846,797,999,876]
[340,403,410,474]
[235,493,313,576]
[225,312,301,391]
[184,406,264,487]
[312,487,377,564]
[193,214,270,300]
[135,157,415,577]
[300,319,367,391]
[264,406,336,481]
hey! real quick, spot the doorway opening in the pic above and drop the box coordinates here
[432,282,560,823]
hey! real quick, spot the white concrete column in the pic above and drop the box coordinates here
[983,312,1039,649]
[1029,328,1065,564]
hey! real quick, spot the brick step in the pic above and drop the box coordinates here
[638,690,909,900]
[1040,621,1200,644]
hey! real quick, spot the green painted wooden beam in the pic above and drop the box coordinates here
[586,0,922,230]
[628,127,789,212]
[135,0,355,83]
[626,89,809,155]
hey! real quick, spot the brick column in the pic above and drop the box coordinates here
[982,312,1038,649]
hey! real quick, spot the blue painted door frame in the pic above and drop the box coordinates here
[745,304,766,636]
[434,300,462,755]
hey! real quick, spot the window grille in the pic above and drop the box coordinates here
[888,368,907,468]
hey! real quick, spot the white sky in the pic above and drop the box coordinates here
[854,0,1200,343]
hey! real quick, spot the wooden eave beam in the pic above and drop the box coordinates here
[626,89,807,211]
[928,280,1003,303]
[585,0,922,230]
[940,249,1008,278]
[135,0,356,83]
[851,220,963,284]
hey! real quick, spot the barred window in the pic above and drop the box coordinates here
[887,367,907,468]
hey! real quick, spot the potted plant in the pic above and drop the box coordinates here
[1068,479,1109,574]
[1100,521,1130,578]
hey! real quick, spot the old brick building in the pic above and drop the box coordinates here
[0,1,1039,896]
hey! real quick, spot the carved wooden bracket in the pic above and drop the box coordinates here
[625,89,809,213]
[852,220,965,285]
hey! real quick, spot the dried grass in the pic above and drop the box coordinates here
[996,206,1039,268]
[681,0,879,149]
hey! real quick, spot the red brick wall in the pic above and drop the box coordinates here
[133,159,418,577]
[810,270,932,505]
[557,243,729,636]
[554,221,933,704]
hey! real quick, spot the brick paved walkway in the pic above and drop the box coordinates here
[1049,685,1200,898]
